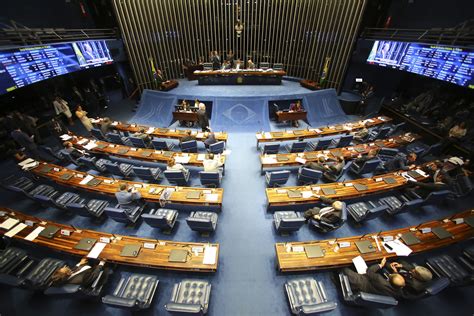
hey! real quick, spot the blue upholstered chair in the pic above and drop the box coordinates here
[164,170,190,186]
[261,143,280,155]
[103,160,133,177]
[78,156,107,172]
[104,204,144,224]
[106,132,131,146]
[273,211,305,234]
[141,208,178,232]
[165,279,211,314]
[331,134,353,148]
[152,139,175,151]
[350,158,381,175]
[285,278,338,314]
[91,128,106,140]
[297,167,323,184]
[132,166,162,181]
[285,141,307,153]
[309,138,331,151]
[347,200,389,222]
[379,190,424,216]
[102,274,159,310]
[128,136,149,148]
[209,141,225,154]
[180,140,198,153]
[265,170,291,187]
[199,171,221,187]
[377,148,399,162]
[309,202,347,233]
[186,211,218,233]
[66,199,109,218]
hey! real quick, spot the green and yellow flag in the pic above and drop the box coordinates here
[320,57,331,85]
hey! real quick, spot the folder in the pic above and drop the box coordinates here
[431,227,453,240]
[407,170,422,178]
[74,238,97,251]
[40,165,54,173]
[355,240,376,254]
[304,245,325,258]
[321,187,336,195]
[60,173,74,181]
[287,190,302,198]
[157,128,169,133]
[39,225,60,239]
[168,249,188,263]
[186,191,201,199]
[353,183,368,192]
[86,178,102,187]
[383,177,397,184]
[400,232,421,246]
[120,244,141,257]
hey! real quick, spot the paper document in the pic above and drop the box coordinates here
[264,132,272,139]
[24,226,45,241]
[18,158,35,167]
[77,139,89,145]
[203,246,217,265]
[174,156,191,164]
[5,223,27,237]
[197,154,206,161]
[80,175,94,185]
[60,134,72,141]
[197,133,204,138]
[146,127,154,134]
[0,218,19,230]
[87,242,107,259]
[262,157,277,164]
[295,157,306,164]
[22,161,39,171]
[302,191,313,198]
[83,142,98,150]
[352,255,368,274]
[383,240,412,256]
[205,194,219,202]
[292,246,305,252]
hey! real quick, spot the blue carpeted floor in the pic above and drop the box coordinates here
[0,84,472,316]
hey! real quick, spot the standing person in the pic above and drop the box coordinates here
[212,51,221,70]
[75,105,93,132]
[53,96,74,125]
[226,50,235,67]
[197,102,210,132]
[153,69,165,90]
[289,100,303,127]
[10,128,41,159]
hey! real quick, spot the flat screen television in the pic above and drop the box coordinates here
[0,40,113,95]
[367,40,473,89]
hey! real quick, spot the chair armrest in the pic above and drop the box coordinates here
[165,302,202,314]
[102,295,138,308]
[424,277,450,296]
[0,274,23,287]
[44,284,81,295]
[301,301,338,314]
[371,204,389,213]
[356,292,398,307]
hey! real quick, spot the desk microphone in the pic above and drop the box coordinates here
[360,233,371,240]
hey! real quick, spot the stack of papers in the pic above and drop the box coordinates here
[146,127,154,134]
[295,157,306,164]
[175,156,191,164]
[18,158,35,167]
[261,157,277,164]
[352,255,368,274]
[20,160,39,171]
[205,194,219,202]
[83,142,98,150]
[197,132,204,138]
[5,223,27,237]
[87,242,107,259]
[60,134,72,141]
[24,226,45,241]
[79,175,94,185]
[197,154,206,161]
[77,139,89,145]
[383,239,413,256]
[203,246,217,265]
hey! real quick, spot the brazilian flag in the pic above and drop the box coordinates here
[320,57,331,85]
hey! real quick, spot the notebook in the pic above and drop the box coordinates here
[355,240,376,254]
[60,173,74,181]
[169,249,188,263]
[400,232,421,245]
[276,156,290,162]
[186,191,201,199]
[86,178,102,187]
[407,170,422,179]
[39,225,60,239]
[354,183,368,192]
[431,227,453,240]
[383,177,397,184]
[321,187,336,195]
[287,190,302,198]
[120,244,141,257]
[304,245,325,258]
[40,165,53,173]
[74,238,97,251]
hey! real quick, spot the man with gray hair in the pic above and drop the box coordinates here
[386,260,433,299]
[303,195,344,227]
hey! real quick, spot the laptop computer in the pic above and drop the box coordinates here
[407,170,422,178]
[120,244,142,257]
[86,178,102,187]
[354,183,368,192]
[117,148,129,155]
[287,190,302,198]
[400,232,421,245]
[277,156,290,162]
[431,226,453,240]
[60,173,74,181]
[383,177,397,184]
[304,245,325,258]
[74,238,97,251]
[169,249,188,263]
[355,240,376,254]
[39,225,60,239]
[321,187,336,195]
[186,191,201,199]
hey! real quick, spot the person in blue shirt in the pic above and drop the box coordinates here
[115,183,142,206]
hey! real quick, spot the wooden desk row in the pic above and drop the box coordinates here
[69,135,226,169]
[266,163,433,209]
[275,111,308,123]
[260,133,419,171]
[91,118,228,143]
[276,210,474,272]
[193,69,286,76]
[0,208,219,272]
[29,162,223,209]
[256,115,392,144]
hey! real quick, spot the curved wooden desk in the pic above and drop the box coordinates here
[266,163,434,209]
[91,118,228,143]
[256,116,392,144]
[260,133,419,172]
[0,208,219,272]
[29,162,223,209]
[275,210,474,272]
[193,69,286,76]
[69,135,226,169]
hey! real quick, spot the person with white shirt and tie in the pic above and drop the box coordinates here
[203,153,224,176]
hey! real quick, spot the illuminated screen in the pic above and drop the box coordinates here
[0,40,113,95]
[367,40,474,89]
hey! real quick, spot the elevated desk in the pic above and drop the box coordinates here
[183,64,204,80]
[172,111,199,123]
[91,118,228,143]
[29,162,223,210]
[256,116,392,145]
[300,79,321,91]
[275,111,308,123]
[0,208,219,272]
[69,135,226,170]
[266,163,433,209]
[161,80,179,91]
[260,133,419,172]
[194,69,286,85]
[276,210,474,272]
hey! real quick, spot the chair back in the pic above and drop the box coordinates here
[262,143,280,154]
[290,141,307,153]
[199,171,220,187]
[423,190,453,205]
[298,167,322,184]
[279,217,305,232]
[152,139,169,150]
[186,217,214,231]
[91,128,106,140]
[106,132,124,145]
[103,160,122,175]
[164,170,188,186]
[180,140,198,153]
[132,166,154,180]
[104,206,130,223]
[313,139,331,150]
[336,135,353,147]
[421,143,442,158]
[78,156,98,170]
[209,141,225,154]
[378,147,399,161]
[128,136,147,148]
[141,213,169,228]
[66,202,93,217]
[60,150,79,165]
[267,170,290,186]
[374,126,391,139]
[357,158,381,174]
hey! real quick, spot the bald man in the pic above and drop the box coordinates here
[342,257,406,299]
[304,196,344,225]
[386,260,433,299]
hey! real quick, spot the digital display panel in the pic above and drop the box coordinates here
[367,40,474,89]
[0,40,113,95]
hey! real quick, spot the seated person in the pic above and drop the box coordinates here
[385,260,433,299]
[303,195,343,225]
[352,123,370,142]
[115,183,142,206]
[322,155,345,181]
[221,60,231,70]
[50,258,108,288]
[289,100,303,127]
[132,128,152,146]
[304,156,327,171]
[203,131,218,149]
[100,117,113,135]
[203,153,224,174]
[353,148,379,166]
[342,257,406,299]
[179,130,196,144]
[178,100,192,126]
[167,158,189,175]
[234,59,242,70]
[448,122,467,139]
[382,152,417,172]
[180,99,190,112]
[247,58,255,69]
[63,141,84,159]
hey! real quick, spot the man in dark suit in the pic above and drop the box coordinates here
[342,257,406,299]
[50,258,109,288]
[100,117,113,135]
[179,130,196,144]
[197,102,210,132]
[303,196,344,225]
[63,141,84,159]
[382,152,417,172]
[11,128,40,159]
[384,260,433,299]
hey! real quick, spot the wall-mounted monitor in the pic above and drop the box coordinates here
[0,40,113,95]
[367,40,473,89]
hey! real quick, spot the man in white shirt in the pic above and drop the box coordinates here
[203,153,224,175]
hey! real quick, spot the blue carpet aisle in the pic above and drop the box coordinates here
[0,84,473,315]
